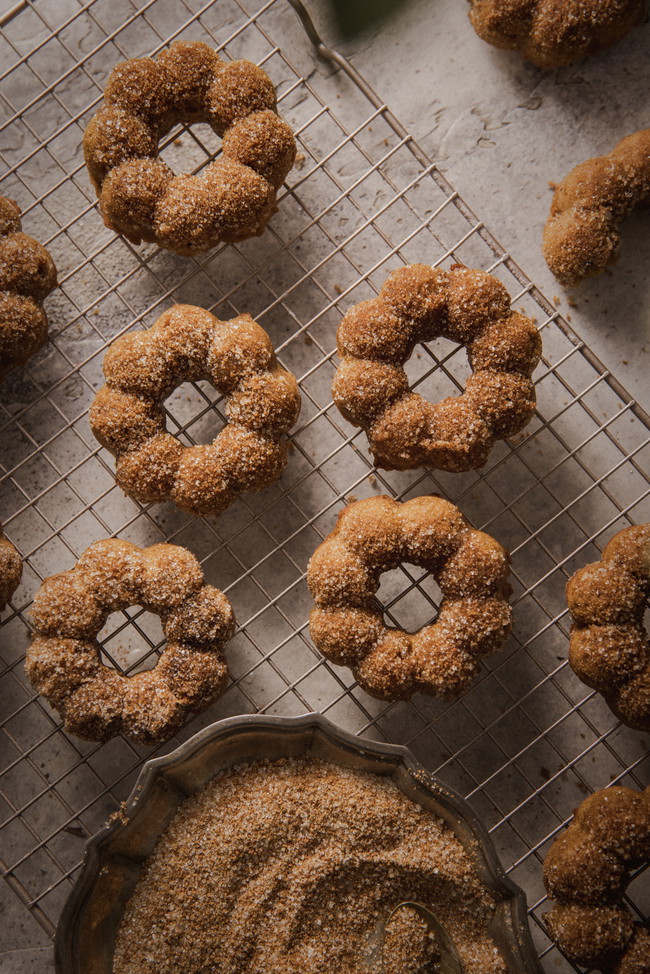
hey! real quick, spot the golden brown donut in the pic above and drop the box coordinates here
[307,494,512,700]
[566,524,650,732]
[0,521,21,613]
[543,129,650,287]
[0,195,57,379]
[332,264,541,472]
[468,0,643,68]
[25,539,236,745]
[543,785,650,970]
[83,41,296,254]
[89,305,301,517]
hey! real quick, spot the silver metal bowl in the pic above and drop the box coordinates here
[55,714,543,974]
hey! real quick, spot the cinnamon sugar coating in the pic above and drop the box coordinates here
[307,494,513,700]
[89,305,301,517]
[0,195,57,379]
[468,0,643,68]
[83,41,296,254]
[544,129,650,287]
[543,785,650,970]
[566,524,650,731]
[332,264,541,472]
[0,521,22,613]
[25,539,236,745]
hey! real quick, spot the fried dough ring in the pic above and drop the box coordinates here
[307,494,513,700]
[566,524,650,732]
[89,305,301,517]
[0,521,22,613]
[543,785,650,970]
[25,539,236,745]
[332,264,541,472]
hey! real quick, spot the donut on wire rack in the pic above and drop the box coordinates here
[89,305,301,517]
[543,785,650,971]
[307,494,513,701]
[332,263,541,472]
[566,524,650,732]
[83,41,296,254]
[25,539,236,745]
[0,521,22,614]
[0,195,57,380]
[543,129,650,287]
[467,0,644,68]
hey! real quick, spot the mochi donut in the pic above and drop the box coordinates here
[468,0,643,68]
[25,539,236,745]
[0,195,57,379]
[89,305,301,517]
[332,264,541,472]
[0,521,22,613]
[543,785,650,970]
[307,494,513,700]
[83,40,296,253]
[566,523,650,732]
[544,129,650,287]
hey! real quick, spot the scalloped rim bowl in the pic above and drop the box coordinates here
[55,714,543,974]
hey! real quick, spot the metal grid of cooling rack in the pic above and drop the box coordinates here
[0,0,648,970]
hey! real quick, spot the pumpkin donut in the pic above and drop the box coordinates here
[332,264,541,472]
[543,129,650,287]
[25,539,236,745]
[0,521,22,613]
[307,494,513,700]
[543,785,650,970]
[566,523,650,732]
[468,0,643,69]
[89,305,301,517]
[0,195,57,379]
[83,41,296,253]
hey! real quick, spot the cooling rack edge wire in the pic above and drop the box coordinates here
[0,1,648,972]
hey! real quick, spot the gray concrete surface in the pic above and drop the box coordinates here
[308,0,650,412]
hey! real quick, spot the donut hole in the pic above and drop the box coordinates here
[164,379,227,446]
[97,607,164,676]
[405,337,469,397]
[375,566,442,634]
[157,121,223,178]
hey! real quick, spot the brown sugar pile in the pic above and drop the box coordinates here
[113,759,507,974]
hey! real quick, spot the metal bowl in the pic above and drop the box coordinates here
[55,714,543,974]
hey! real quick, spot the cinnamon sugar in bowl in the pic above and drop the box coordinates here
[55,716,541,974]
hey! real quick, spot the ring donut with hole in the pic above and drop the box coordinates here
[89,305,301,517]
[83,41,296,254]
[543,785,650,971]
[0,521,22,613]
[0,195,57,380]
[25,539,236,745]
[566,523,650,732]
[307,495,513,701]
[332,264,541,472]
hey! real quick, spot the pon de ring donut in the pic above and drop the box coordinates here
[83,41,296,254]
[25,540,236,745]
[89,305,301,517]
[308,494,513,701]
[332,263,541,472]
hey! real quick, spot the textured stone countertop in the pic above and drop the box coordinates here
[307,0,650,414]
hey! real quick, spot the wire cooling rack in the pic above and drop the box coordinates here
[1,0,648,969]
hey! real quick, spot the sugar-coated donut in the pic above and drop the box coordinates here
[332,264,541,472]
[89,305,301,517]
[468,0,643,68]
[0,195,57,379]
[83,41,296,253]
[544,129,650,287]
[566,524,650,732]
[25,539,236,745]
[0,521,22,613]
[544,785,650,969]
[307,494,512,700]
